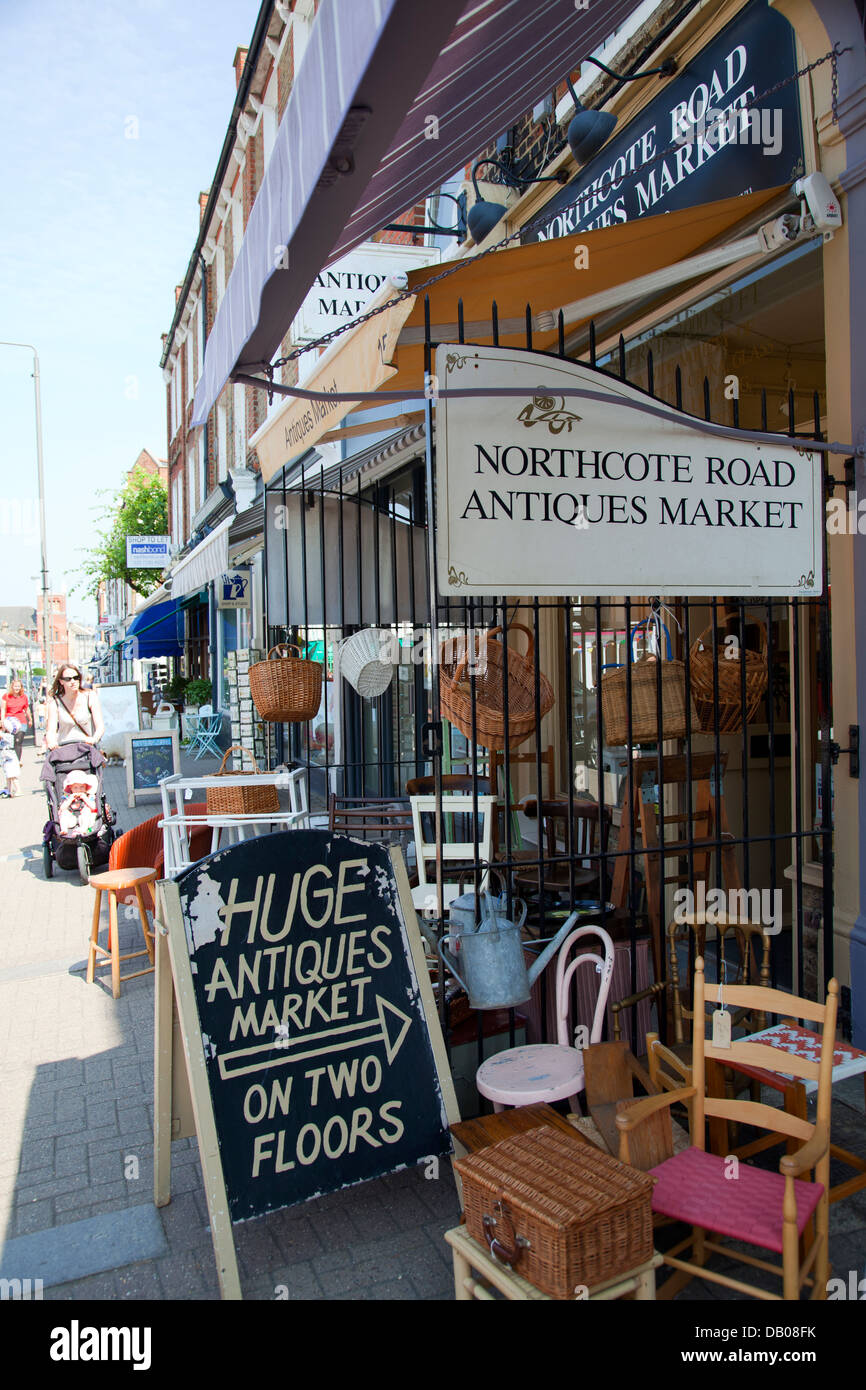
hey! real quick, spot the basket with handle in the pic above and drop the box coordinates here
[600,620,694,746]
[336,628,395,699]
[206,747,281,815]
[455,1126,655,1298]
[438,623,554,752]
[690,615,768,734]
[248,644,322,723]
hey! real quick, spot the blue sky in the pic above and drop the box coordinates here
[0,0,262,626]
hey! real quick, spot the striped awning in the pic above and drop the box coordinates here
[169,517,232,599]
[191,0,644,427]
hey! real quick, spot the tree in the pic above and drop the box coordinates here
[76,467,169,599]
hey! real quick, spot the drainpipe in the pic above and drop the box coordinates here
[199,251,220,716]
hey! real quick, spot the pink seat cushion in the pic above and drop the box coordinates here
[476,1044,584,1106]
[650,1148,824,1253]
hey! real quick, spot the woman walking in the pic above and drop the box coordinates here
[1,677,32,761]
[45,666,104,748]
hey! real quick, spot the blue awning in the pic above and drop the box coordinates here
[122,600,183,660]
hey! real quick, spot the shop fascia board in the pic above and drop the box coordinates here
[512,0,758,238]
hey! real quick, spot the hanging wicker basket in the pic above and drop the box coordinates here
[336,629,395,699]
[690,617,768,734]
[249,644,322,724]
[206,747,280,815]
[600,622,695,745]
[438,623,554,751]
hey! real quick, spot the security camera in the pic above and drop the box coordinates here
[757,213,801,254]
[792,172,842,234]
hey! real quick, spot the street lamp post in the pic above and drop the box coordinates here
[0,342,51,682]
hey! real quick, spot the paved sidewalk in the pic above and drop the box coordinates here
[0,741,460,1301]
[2,740,865,1302]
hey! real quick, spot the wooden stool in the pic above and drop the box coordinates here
[445,1226,661,1300]
[86,867,157,999]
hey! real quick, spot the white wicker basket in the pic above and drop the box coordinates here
[337,628,395,698]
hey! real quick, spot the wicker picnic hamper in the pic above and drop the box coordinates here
[454,1127,655,1299]
[600,621,694,745]
[690,617,768,734]
[438,624,554,751]
[249,644,322,723]
[206,747,280,815]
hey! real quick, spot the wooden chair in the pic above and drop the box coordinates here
[615,959,839,1301]
[327,793,413,844]
[409,794,496,916]
[490,744,554,850]
[475,925,615,1111]
[509,798,611,901]
[406,774,497,856]
[668,914,772,1046]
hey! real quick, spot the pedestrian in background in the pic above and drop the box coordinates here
[1,677,32,761]
[34,690,48,757]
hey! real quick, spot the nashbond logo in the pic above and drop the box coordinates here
[49,1321,152,1370]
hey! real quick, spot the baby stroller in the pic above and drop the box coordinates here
[40,742,118,883]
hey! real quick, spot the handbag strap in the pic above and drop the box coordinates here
[57,694,93,739]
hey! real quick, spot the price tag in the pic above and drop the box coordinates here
[712,1009,732,1048]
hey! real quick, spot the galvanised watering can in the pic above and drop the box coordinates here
[437,891,586,1010]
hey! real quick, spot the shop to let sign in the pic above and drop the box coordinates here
[435,344,822,597]
[158,831,455,1240]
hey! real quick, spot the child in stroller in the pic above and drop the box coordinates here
[40,741,118,882]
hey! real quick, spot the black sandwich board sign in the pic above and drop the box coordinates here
[154,829,458,1298]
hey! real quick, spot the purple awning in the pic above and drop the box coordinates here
[192,0,644,426]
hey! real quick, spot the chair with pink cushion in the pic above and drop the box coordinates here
[475,925,615,1112]
[615,957,838,1302]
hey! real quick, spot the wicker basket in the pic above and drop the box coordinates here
[249,644,322,724]
[336,628,395,699]
[455,1127,655,1299]
[438,624,554,751]
[206,747,281,815]
[601,656,693,745]
[690,618,768,734]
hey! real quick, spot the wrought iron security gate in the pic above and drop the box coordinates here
[264,289,841,1062]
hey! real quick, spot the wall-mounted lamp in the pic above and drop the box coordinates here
[467,156,569,243]
[565,55,677,166]
[382,191,469,240]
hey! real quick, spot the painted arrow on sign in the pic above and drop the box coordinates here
[216,994,412,1081]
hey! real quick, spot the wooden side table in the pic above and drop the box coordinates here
[445,1226,661,1301]
[87,867,157,999]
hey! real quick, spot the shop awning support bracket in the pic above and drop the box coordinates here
[824,456,856,496]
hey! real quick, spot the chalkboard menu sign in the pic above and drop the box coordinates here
[125,730,180,806]
[170,830,454,1223]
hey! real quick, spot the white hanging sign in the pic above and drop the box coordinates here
[435,345,822,597]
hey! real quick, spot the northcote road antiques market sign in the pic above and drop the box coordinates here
[435,345,822,597]
[523,0,803,242]
[160,831,456,1228]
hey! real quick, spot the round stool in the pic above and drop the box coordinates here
[86,867,158,999]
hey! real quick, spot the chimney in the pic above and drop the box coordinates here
[175,285,183,303]
[199,191,209,223]
[233,47,248,90]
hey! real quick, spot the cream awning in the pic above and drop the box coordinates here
[251,187,786,483]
